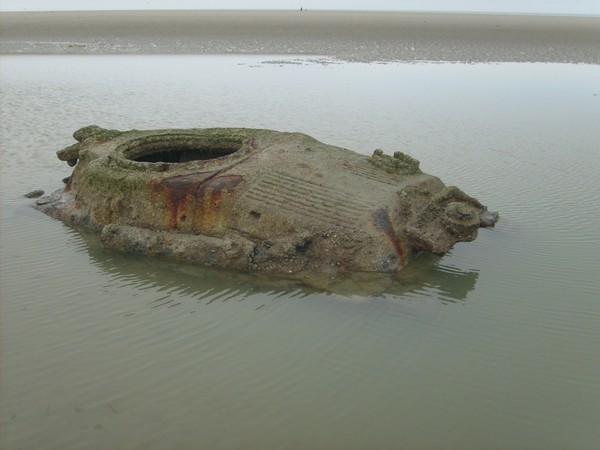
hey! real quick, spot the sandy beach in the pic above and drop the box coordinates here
[1,10,599,63]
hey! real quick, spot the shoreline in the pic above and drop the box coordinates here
[1,10,599,63]
[2,8,599,17]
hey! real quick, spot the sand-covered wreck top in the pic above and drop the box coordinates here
[1,10,599,63]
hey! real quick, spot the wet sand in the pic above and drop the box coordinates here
[1,10,599,62]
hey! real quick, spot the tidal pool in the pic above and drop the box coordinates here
[1,55,599,449]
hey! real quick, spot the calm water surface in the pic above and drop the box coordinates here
[1,55,599,449]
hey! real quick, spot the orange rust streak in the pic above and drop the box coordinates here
[166,189,190,229]
[197,189,216,232]
[210,190,223,208]
[151,173,242,232]
[151,172,215,230]
[372,208,407,267]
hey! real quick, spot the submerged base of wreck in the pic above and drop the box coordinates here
[34,126,498,281]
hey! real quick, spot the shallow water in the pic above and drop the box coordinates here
[1,55,599,449]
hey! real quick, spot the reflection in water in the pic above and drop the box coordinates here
[5,56,600,450]
[77,226,479,304]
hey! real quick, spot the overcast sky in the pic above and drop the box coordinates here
[1,0,598,15]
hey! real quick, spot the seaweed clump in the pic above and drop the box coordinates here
[369,149,421,175]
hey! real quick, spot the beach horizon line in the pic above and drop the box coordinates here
[1,10,599,63]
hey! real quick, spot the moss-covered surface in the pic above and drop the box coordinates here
[369,149,422,175]
[34,125,498,284]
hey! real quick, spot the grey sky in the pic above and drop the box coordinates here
[1,0,599,15]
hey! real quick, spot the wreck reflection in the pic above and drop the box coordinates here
[77,228,479,303]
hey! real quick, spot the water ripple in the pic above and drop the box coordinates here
[2,56,600,450]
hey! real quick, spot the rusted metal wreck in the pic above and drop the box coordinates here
[34,125,498,282]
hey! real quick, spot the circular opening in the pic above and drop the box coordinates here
[123,134,243,164]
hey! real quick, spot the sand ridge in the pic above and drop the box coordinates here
[1,10,599,63]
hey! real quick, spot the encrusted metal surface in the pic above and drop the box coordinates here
[34,125,498,285]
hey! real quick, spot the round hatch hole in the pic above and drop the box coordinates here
[124,135,242,163]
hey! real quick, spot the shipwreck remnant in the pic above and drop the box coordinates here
[34,125,498,281]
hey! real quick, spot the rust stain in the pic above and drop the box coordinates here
[151,172,242,232]
[372,208,407,267]
[64,176,73,192]
[195,175,242,232]
[210,189,223,207]
[199,175,242,192]
[151,172,213,230]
